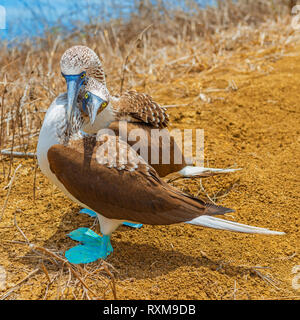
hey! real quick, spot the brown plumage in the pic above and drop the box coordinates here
[84,78,169,128]
[47,133,233,225]
[84,79,188,178]
[111,90,169,128]
[108,121,187,177]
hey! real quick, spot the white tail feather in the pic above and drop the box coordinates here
[179,166,241,177]
[185,215,285,235]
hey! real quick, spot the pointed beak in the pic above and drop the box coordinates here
[66,78,80,123]
[86,94,101,125]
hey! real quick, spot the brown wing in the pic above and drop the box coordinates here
[108,121,187,177]
[47,134,230,225]
[112,91,169,128]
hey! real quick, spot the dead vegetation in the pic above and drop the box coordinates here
[0,0,299,300]
[0,0,296,154]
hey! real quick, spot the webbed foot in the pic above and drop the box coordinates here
[65,227,113,264]
[122,221,143,229]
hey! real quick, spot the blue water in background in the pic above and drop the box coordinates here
[0,0,217,42]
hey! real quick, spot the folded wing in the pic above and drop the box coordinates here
[47,133,232,225]
[108,121,187,177]
[112,91,169,128]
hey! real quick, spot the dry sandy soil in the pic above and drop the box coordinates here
[0,43,299,300]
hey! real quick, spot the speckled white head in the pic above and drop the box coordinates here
[60,45,106,85]
[85,77,110,101]
[81,77,115,133]
[61,45,108,125]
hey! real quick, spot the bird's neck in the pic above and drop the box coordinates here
[36,92,90,208]
[37,94,67,154]
[37,93,84,152]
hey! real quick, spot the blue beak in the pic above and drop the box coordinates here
[87,94,103,125]
[84,93,107,125]
[66,78,78,122]
[62,73,86,123]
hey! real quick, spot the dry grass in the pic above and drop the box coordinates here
[0,0,295,154]
[0,0,299,300]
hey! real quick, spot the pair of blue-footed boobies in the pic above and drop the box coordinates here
[37,45,284,264]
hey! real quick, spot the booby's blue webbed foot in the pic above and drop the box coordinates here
[79,208,143,229]
[65,227,113,264]
[122,221,143,229]
[79,208,97,217]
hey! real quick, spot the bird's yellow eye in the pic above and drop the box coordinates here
[81,73,86,79]
[101,101,108,109]
[85,93,89,99]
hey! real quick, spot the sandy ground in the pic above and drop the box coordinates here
[0,44,299,300]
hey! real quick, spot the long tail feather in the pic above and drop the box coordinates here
[185,215,285,235]
[165,166,241,183]
[179,166,242,178]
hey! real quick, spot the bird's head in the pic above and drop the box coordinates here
[60,45,106,124]
[81,77,110,125]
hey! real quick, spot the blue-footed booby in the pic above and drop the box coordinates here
[60,45,240,180]
[60,45,241,230]
[37,77,284,264]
